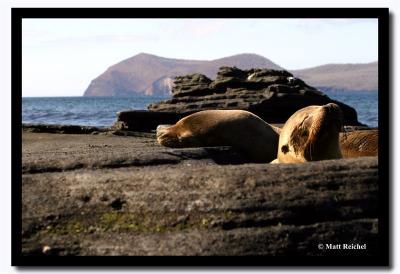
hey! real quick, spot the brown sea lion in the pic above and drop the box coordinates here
[156,109,280,162]
[271,103,343,163]
[340,129,378,158]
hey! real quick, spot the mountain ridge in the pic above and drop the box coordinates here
[84,53,377,96]
[292,61,378,92]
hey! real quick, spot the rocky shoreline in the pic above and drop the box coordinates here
[22,125,378,256]
[21,67,379,256]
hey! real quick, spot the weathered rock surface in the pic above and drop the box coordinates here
[22,131,246,174]
[147,67,361,127]
[22,130,378,256]
[22,123,106,134]
[112,67,364,132]
[112,110,184,132]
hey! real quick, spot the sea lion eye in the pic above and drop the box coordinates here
[281,145,289,154]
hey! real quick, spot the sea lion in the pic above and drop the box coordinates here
[157,109,280,162]
[272,103,343,164]
[339,129,378,158]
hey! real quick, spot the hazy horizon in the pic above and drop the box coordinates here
[22,18,378,97]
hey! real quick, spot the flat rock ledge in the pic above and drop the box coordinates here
[22,123,107,134]
[21,130,379,256]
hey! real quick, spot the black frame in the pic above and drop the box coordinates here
[12,8,390,267]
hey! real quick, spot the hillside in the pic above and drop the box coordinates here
[292,62,378,92]
[84,53,378,96]
[84,53,282,96]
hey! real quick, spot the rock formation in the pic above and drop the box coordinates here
[113,67,361,131]
[84,53,283,97]
[148,67,359,125]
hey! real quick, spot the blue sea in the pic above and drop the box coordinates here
[22,91,378,128]
[324,90,378,128]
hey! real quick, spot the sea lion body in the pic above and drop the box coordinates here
[157,110,280,162]
[340,129,378,158]
[273,103,343,164]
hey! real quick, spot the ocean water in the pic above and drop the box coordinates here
[324,90,378,128]
[22,96,169,128]
[22,91,378,128]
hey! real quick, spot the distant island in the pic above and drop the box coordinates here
[292,62,377,92]
[83,53,378,97]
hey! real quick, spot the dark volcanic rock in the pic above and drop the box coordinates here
[22,131,378,256]
[22,123,106,134]
[172,73,213,97]
[22,132,247,174]
[147,67,361,127]
[211,67,293,91]
[112,110,185,132]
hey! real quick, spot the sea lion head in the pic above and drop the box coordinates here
[156,124,180,147]
[156,123,198,148]
[275,103,343,163]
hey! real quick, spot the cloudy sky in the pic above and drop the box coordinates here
[22,18,378,97]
